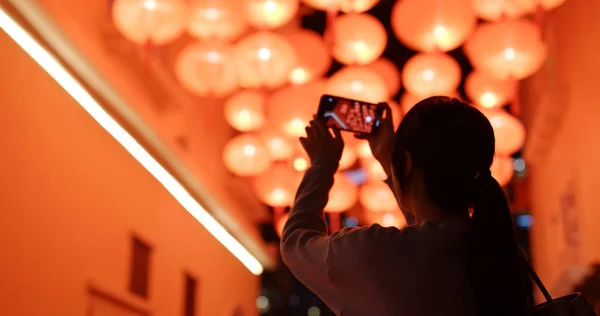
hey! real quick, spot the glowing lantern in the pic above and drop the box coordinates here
[224,90,266,131]
[465,71,516,109]
[464,19,547,80]
[254,164,301,207]
[284,30,331,85]
[325,173,359,213]
[187,0,248,42]
[357,140,373,160]
[112,0,187,45]
[339,134,358,170]
[246,0,300,29]
[275,212,289,237]
[484,110,526,155]
[235,32,298,89]
[388,99,403,129]
[402,52,461,97]
[379,212,407,228]
[268,79,326,137]
[326,66,388,103]
[261,129,294,160]
[301,0,379,13]
[472,0,567,21]
[175,42,238,97]
[333,13,387,65]
[491,155,514,187]
[223,134,272,176]
[360,181,397,213]
[365,59,401,98]
[364,159,387,181]
[391,0,476,52]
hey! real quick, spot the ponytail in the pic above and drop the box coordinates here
[469,171,533,315]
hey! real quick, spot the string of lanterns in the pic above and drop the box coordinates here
[111,0,565,230]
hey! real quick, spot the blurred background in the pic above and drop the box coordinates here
[1,0,600,315]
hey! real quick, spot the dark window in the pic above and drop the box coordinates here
[184,274,198,316]
[130,237,151,298]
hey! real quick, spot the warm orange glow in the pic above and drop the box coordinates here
[339,134,358,170]
[388,99,403,129]
[245,0,299,29]
[293,157,309,171]
[360,181,398,213]
[234,32,298,89]
[391,0,476,52]
[261,129,294,160]
[465,70,516,109]
[275,212,289,237]
[224,90,266,132]
[484,109,526,156]
[326,66,388,103]
[465,19,547,80]
[301,0,379,13]
[325,173,358,213]
[174,42,238,97]
[284,29,331,85]
[254,164,301,207]
[356,140,373,160]
[402,52,461,97]
[491,155,514,187]
[223,134,273,176]
[112,0,187,45]
[365,58,401,97]
[187,0,248,41]
[379,212,407,228]
[471,0,536,21]
[364,159,387,181]
[268,79,325,137]
[333,13,387,65]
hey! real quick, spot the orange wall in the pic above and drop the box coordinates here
[524,0,600,294]
[0,31,258,315]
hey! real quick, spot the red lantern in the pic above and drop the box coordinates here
[235,32,298,89]
[112,0,187,45]
[284,29,331,85]
[224,90,266,132]
[333,13,387,65]
[326,66,388,103]
[261,129,295,161]
[187,0,248,42]
[484,109,526,156]
[302,0,379,13]
[175,42,238,97]
[245,0,300,29]
[223,134,273,176]
[464,19,547,80]
[254,164,301,207]
[325,173,358,213]
[365,59,401,98]
[472,0,567,21]
[465,70,516,109]
[402,52,461,97]
[360,181,398,213]
[491,155,514,187]
[391,0,476,52]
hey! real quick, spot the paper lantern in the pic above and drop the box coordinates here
[484,110,526,155]
[472,0,567,21]
[465,71,516,109]
[224,90,266,131]
[175,42,238,97]
[254,164,301,207]
[325,173,358,213]
[187,0,248,41]
[391,0,476,52]
[301,0,379,13]
[326,66,388,103]
[339,134,358,170]
[261,129,295,160]
[223,134,272,176]
[284,30,331,85]
[402,52,461,97]
[268,79,326,137]
[275,212,289,237]
[365,59,401,98]
[388,99,403,129]
[235,32,298,88]
[360,181,397,213]
[246,0,300,29]
[364,159,387,181]
[112,0,187,45]
[333,13,387,65]
[357,140,373,160]
[379,212,407,228]
[491,155,514,187]
[464,19,547,80]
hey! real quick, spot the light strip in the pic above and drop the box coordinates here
[0,8,263,275]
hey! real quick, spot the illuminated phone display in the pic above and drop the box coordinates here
[317,95,384,135]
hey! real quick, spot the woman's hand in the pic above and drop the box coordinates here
[357,102,395,176]
[300,116,344,170]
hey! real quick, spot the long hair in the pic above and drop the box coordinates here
[391,96,532,315]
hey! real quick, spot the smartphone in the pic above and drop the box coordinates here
[317,94,386,135]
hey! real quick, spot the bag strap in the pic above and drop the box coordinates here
[519,247,553,302]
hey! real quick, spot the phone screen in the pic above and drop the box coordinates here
[317,95,384,135]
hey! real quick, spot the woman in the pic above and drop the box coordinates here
[281,96,533,316]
